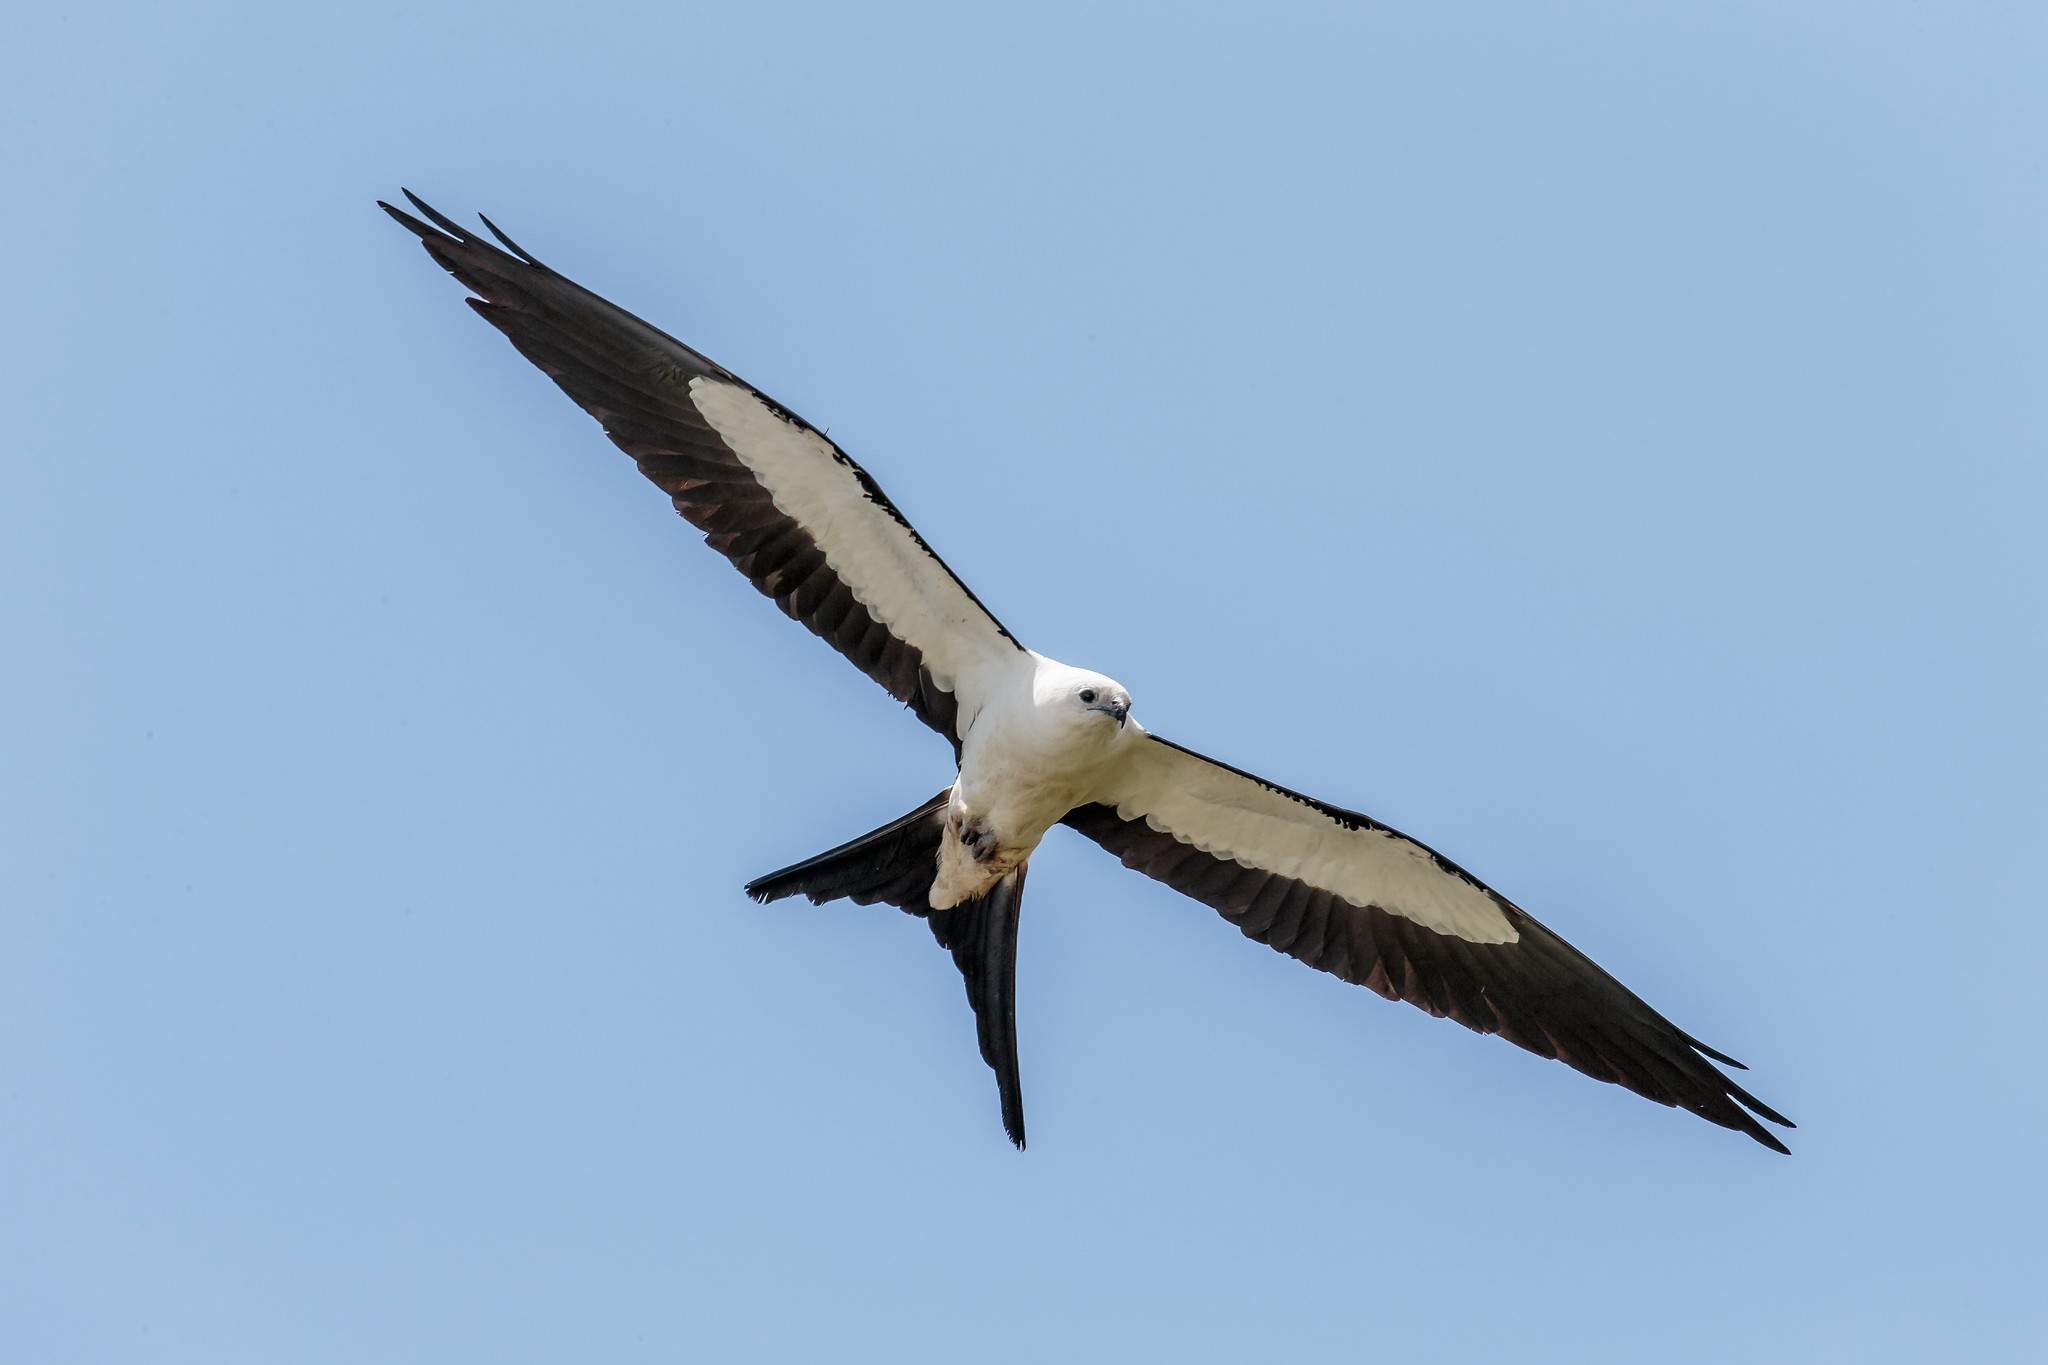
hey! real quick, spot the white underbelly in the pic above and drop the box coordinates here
[928,740,1102,909]
[927,653,1133,909]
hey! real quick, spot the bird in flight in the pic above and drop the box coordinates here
[383,191,1792,1154]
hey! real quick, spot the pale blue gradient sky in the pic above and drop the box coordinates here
[3,3,2044,1360]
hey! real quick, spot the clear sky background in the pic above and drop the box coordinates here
[3,3,2043,1360]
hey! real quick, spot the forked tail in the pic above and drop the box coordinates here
[746,788,1031,1148]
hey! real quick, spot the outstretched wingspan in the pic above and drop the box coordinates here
[1067,732,1794,1151]
[381,193,1028,751]
[389,193,1788,1154]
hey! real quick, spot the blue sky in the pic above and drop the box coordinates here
[3,3,2043,1360]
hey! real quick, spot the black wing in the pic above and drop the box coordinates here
[1068,734,1793,1152]
[383,193,1028,753]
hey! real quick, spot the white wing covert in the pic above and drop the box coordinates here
[1097,729,1517,944]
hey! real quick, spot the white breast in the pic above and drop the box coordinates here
[958,658,1120,829]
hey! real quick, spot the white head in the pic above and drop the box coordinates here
[1036,663,1133,738]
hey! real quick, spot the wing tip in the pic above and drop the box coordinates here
[1682,1031,1749,1070]
[1702,1063,1794,1151]
[377,194,447,244]
[1749,1124,1793,1155]
[1731,1088,1796,1135]
[400,188,474,240]
[381,189,547,276]
[477,210,546,268]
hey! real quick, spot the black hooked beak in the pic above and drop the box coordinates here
[1092,698,1130,728]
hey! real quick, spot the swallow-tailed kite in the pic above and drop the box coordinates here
[384,192,1793,1153]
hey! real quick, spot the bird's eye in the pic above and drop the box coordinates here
[1079,689,1097,704]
